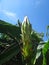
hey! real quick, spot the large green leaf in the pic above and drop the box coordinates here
[33,42,45,65]
[0,42,20,65]
[0,20,21,41]
[42,41,49,65]
[0,20,21,65]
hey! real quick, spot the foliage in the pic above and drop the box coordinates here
[0,20,21,65]
[42,41,49,65]
[0,17,49,65]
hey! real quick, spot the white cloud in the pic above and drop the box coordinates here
[2,10,16,18]
[0,9,19,24]
[1,10,18,22]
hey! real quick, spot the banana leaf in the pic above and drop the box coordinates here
[0,20,21,65]
[0,20,21,41]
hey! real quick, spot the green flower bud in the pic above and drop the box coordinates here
[21,16,33,60]
[21,16,32,45]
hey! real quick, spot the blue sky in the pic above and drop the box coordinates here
[0,0,49,41]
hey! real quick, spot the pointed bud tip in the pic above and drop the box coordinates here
[23,16,29,22]
[24,16,28,20]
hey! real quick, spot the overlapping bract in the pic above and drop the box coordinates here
[21,16,33,59]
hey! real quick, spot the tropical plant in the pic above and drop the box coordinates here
[0,20,21,65]
[0,17,49,65]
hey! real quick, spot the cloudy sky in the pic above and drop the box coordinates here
[0,0,49,41]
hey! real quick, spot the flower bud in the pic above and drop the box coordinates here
[21,16,32,45]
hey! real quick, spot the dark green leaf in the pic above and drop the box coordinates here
[0,43,20,65]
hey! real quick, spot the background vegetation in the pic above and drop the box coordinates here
[0,16,49,65]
